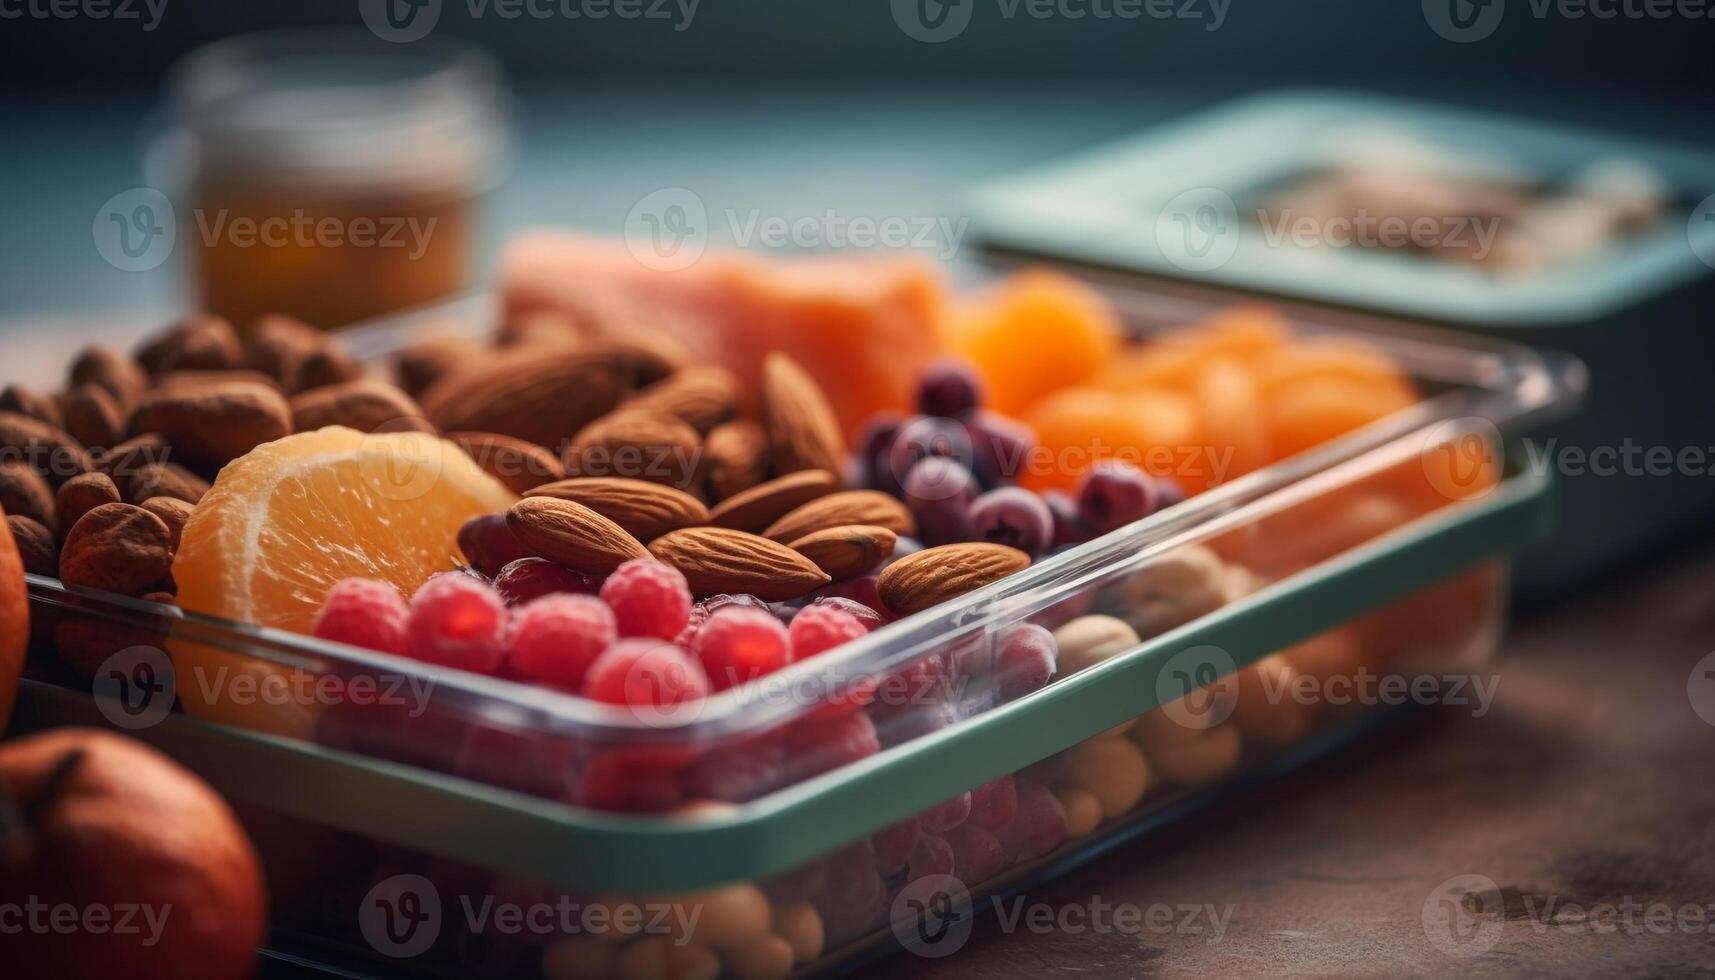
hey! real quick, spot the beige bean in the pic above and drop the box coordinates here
[1066,736,1152,818]
[1137,722,1243,786]
[1231,655,1312,747]
[1055,787,1104,839]
[723,935,795,980]
[771,903,824,964]
[660,883,770,952]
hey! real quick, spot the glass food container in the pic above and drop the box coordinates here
[13,278,1581,979]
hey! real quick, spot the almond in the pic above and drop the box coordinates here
[96,433,170,485]
[0,411,92,485]
[449,432,566,494]
[0,384,63,428]
[624,366,740,434]
[788,524,897,581]
[7,515,57,575]
[877,542,1032,615]
[138,496,195,553]
[291,379,434,435]
[56,470,121,530]
[131,378,292,463]
[708,469,838,533]
[69,345,147,413]
[59,501,175,596]
[0,461,57,530]
[506,496,648,575]
[420,348,629,450]
[61,384,126,450]
[763,489,916,543]
[762,352,845,475]
[648,527,830,601]
[392,332,489,397]
[527,477,709,542]
[564,409,702,492]
[703,419,770,501]
[134,315,242,375]
[125,461,210,506]
[246,314,360,394]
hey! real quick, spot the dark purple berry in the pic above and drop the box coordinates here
[996,623,1057,701]
[917,358,985,419]
[967,410,1036,487]
[887,415,973,491]
[1075,461,1159,535]
[1155,477,1188,510]
[902,457,978,545]
[1042,490,1087,547]
[457,513,532,576]
[854,412,904,493]
[491,557,598,606]
[966,487,1052,556]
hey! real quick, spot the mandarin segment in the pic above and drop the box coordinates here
[950,270,1121,416]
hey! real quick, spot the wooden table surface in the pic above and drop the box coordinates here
[876,537,1715,979]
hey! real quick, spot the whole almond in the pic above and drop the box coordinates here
[59,501,175,595]
[449,432,566,494]
[708,469,838,533]
[56,470,121,529]
[788,524,897,581]
[131,378,292,463]
[138,496,195,553]
[420,348,629,450]
[61,383,125,450]
[0,411,92,485]
[126,461,210,505]
[506,496,648,575]
[564,409,701,491]
[69,345,147,413]
[527,477,708,542]
[763,489,916,543]
[878,542,1032,615]
[97,433,170,484]
[246,314,359,394]
[0,461,57,530]
[155,369,283,394]
[762,352,845,476]
[134,314,242,375]
[703,419,770,501]
[625,366,740,434]
[648,526,830,601]
[7,515,57,575]
[0,384,62,428]
[291,379,434,435]
[394,333,488,397]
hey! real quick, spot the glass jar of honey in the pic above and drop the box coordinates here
[150,32,510,332]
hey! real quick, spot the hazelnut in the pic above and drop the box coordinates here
[56,471,122,530]
[58,502,174,596]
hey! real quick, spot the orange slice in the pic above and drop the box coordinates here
[171,427,517,735]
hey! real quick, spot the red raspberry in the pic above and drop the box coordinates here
[919,790,972,833]
[999,780,1068,862]
[493,557,598,607]
[505,594,616,691]
[575,744,688,812]
[906,834,953,883]
[969,775,1018,832]
[407,573,508,673]
[788,603,871,661]
[996,623,1057,701]
[314,578,409,655]
[692,607,790,690]
[673,593,772,647]
[583,639,709,708]
[682,735,787,803]
[600,558,693,641]
[945,823,1006,881]
[784,711,879,777]
[873,816,923,874]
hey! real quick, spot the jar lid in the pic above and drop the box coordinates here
[152,30,512,197]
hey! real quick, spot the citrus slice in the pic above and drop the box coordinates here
[172,427,517,735]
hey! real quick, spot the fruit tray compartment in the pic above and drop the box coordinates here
[12,278,1578,978]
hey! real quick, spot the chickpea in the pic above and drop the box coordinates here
[772,903,825,964]
[1066,736,1153,818]
[1055,786,1104,839]
[1118,544,1228,637]
[1135,722,1243,786]
[723,934,796,980]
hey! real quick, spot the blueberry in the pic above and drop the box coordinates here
[853,412,905,493]
[1042,490,1088,547]
[1155,477,1188,510]
[901,456,978,546]
[1075,461,1159,535]
[886,415,974,491]
[966,487,1053,557]
[966,410,1036,487]
[917,358,985,419]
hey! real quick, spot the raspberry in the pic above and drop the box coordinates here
[788,603,870,661]
[918,790,971,833]
[313,578,409,655]
[997,623,1057,701]
[944,823,1006,881]
[809,577,892,620]
[600,557,693,641]
[575,744,688,812]
[784,711,879,777]
[969,775,1018,832]
[492,557,598,607]
[999,780,1068,862]
[583,639,709,708]
[505,594,616,691]
[407,573,508,673]
[905,834,953,883]
[692,607,790,690]
[873,816,923,874]
[870,652,951,722]
[674,593,772,647]
[813,840,886,943]
[682,735,787,803]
